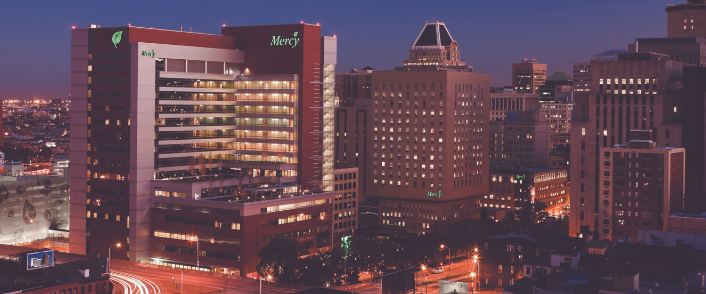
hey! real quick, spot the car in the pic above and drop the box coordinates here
[431,267,444,274]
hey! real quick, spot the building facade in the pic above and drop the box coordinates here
[600,130,685,242]
[335,69,373,107]
[667,0,706,39]
[489,93,540,121]
[70,23,338,274]
[486,168,568,217]
[479,235,541,289]
[490,111,551,168]
[569,52,684,239]
[541,102,573,134]
[334,99,370,195]
[573,62,591,93]
[512,60,546,94]
[333,167,359,239]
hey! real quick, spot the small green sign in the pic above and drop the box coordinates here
[112,31,123,48]
[516,174,526,180]
[141,49,156,58]
[427,190,442,198]
[270,31,300,48]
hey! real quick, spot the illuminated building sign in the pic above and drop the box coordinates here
[427,190,442,198]
[516,174,526,180]
[270,31,300,48]
[141,49,156,58]
[112,31,123,48]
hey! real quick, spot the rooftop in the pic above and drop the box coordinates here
[671,212,706,219]
[546,71,573,82]
[412,21,454,48]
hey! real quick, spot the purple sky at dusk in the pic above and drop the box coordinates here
[0,0,671,100]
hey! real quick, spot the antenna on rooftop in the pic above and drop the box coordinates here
[614,28,616,61]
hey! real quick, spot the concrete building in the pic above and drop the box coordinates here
[372,22,487,233]
[513,59,546,94]
[335,68,373,107]
[572,62,591,93]
[333,167,359,239]
[334,99,370,195]
[599,130,685,242]
[667,0,706,38]
[490,111,551,168]
[70,23,339,276]
[569,52,685,239]
[490,93,541,121]
[637,228,706,248]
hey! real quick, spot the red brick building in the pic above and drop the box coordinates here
[372,22,487,233]
[601,130,685,242]
[668,213,706,234]
[667,0,706,39]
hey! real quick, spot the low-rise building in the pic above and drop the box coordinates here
[480,234,542,289]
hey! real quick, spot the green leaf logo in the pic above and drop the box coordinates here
[293,31,298,37]
[112,31,123,48]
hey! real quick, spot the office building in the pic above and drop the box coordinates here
[573,62,591,93]
[600,130,685,242]
[490,111,551,168]
[372,22,488,233]
[490,93,540,121]
[335,68,374,107]
[541,102,573,134]
[569,52,684,239]
[512,59,546,94]
[334,99,370,195]
[485,171,518,211]
[333,167,359,239]
[70,23,338,275]
[667,0,706,38]
[486,167,568,217]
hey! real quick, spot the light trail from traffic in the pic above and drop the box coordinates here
[111,271,164,294]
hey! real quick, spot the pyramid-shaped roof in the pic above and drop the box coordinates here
[546,71,573,82]
[412,22,455,49]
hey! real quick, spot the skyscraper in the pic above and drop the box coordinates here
[371,22,488,232]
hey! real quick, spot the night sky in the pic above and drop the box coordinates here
[0,0,671,100]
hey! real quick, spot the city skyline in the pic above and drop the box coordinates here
[0,0,670,99]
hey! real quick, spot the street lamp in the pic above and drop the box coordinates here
[260,274,272,294]
[440,245,451,278]
[108,243,121,273]
[189,235,200,269]
[421,265,428,294]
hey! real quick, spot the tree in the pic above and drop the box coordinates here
[516,201,549,228]
[256,235,307,284]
